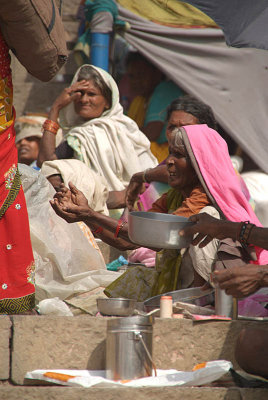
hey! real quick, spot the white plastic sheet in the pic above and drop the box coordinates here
[19,164,120,301]
[25,360,232,387]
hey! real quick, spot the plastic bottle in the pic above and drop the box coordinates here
[160,295,173,318]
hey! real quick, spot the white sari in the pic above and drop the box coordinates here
[59,65,157,191]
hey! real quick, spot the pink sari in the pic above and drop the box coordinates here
[183,124,268,265]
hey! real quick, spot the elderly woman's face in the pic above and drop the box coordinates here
[74,80,109,120]
[166,110,199,139]
[166,133,198,195]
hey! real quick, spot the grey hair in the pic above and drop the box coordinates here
[169,127,187,155]
[77,65,112,108]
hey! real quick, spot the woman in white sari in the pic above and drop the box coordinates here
[37,64,157,192]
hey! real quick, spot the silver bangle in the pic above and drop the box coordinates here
[143,168,152,183]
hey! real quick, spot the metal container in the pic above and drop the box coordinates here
[144,287,215,312]
[215,288,238,319]
[128,211,195,249]
[106,315,154,380]
[97,298,137,317]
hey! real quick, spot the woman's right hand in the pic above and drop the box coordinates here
[50,80,89,117]
[125,172,146,211]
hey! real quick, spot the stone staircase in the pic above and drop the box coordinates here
[0,315,267,399]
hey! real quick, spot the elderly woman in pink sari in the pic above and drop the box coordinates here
[50,123,268,307]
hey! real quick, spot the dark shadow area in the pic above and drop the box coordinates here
[87,339,106,370]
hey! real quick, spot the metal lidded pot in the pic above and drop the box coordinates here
[106,315,154,380]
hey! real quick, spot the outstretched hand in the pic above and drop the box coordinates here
[125,172,146,211]
[50,182,93,223]
[180,212,230,248]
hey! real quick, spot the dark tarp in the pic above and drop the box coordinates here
[117,4,268,172]
[181,0,268,50]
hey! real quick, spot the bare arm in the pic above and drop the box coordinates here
[50,182,138,251]
[37,80,89,167]
[125,164,168,211]
[180,212,268,250]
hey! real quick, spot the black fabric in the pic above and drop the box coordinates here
[55,141,74,159]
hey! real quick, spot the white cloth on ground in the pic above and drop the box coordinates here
[41,159,109,216]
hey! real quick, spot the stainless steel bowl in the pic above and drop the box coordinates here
[128,211,194,249]
[96,298,137,316]
[143,287,215,313]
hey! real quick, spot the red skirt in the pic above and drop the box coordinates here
[0,123,35,313]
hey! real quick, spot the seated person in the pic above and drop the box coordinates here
[50,122,265,303]
[122,51,184,162]
[37,64,157,192]
[15,114,45,168]
[15,114,62,169]
[125,95,217,211]
[180,213,268,379]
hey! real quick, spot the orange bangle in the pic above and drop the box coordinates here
[42,119,60,135]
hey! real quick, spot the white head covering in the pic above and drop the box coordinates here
[59,64,157,191]
[15,114,63,146]
[15,115,45,143]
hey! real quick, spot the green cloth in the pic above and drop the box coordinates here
[85,0,122,26]
[144,80,184,144]
[104,188,184,301]
[74,0,127,66]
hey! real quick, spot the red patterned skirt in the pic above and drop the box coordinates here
[0,123,35,313]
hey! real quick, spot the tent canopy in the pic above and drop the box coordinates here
[116,3,268,172]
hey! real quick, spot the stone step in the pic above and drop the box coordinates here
[0,386,267,400]
[0,316,266,385]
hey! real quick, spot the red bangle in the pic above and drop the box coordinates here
[92,226,103,235]
[114,220,127,238]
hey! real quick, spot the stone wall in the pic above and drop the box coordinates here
[0,315,268,399]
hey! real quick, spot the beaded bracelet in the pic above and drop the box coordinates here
[42,119,60,135]
[238,220,255,246]
[114,220,127,238]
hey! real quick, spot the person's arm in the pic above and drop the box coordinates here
[125,164,168,211]
[106,189,127,209]
[50,182,138,251]
[180,212,268,250]
[247,225,268,250]
[37,80,89,167]
[211,265,268,297]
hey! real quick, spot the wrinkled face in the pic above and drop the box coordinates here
[16,136,40,165]
[166,110,199,139]
[166,111,199,194]
[74,80,110,120]
[166,139,198,194]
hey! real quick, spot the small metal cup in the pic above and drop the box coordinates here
[215,288,238,319]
